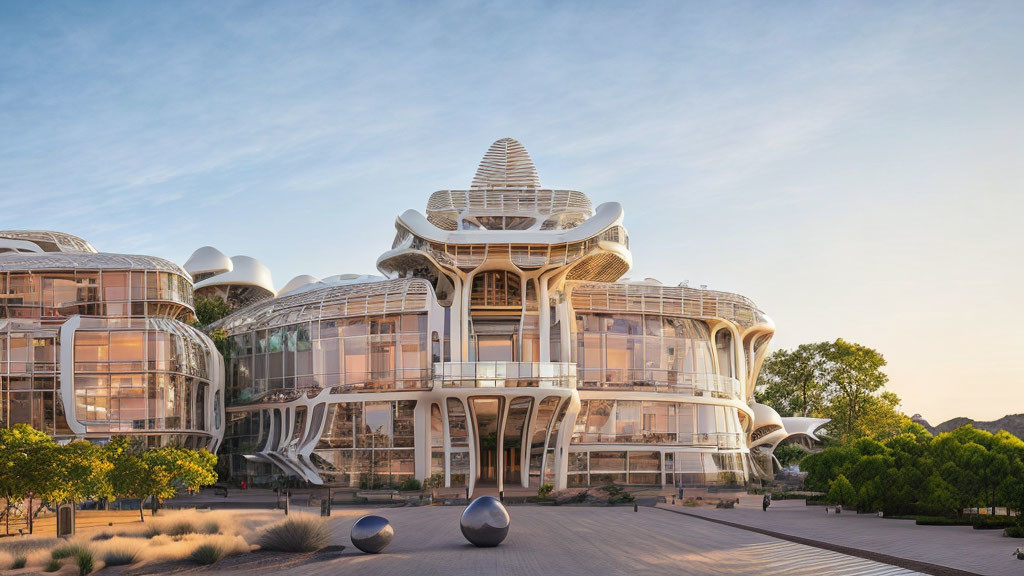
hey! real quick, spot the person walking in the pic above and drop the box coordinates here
[762,492,771,512]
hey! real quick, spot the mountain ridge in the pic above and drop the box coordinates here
[911,413,1024,439]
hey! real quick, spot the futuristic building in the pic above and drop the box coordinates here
[0,231,225,449]
[215,138,823,493]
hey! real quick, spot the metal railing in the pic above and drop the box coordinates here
[434,361,576,388]
[576,369,743,399]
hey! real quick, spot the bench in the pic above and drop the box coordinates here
[356,490,402,503]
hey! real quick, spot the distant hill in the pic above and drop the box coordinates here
[911,413,1024,439]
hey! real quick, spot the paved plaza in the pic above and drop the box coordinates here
[665,498,1017,576]
[219,505,925,576]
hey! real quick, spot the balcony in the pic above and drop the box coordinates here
[434,362,577,389]
[571,431,743,449]
[576,369,743,400]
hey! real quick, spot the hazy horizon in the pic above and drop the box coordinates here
[2,1,1021,423]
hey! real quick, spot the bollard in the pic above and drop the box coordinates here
[633,502,638,512]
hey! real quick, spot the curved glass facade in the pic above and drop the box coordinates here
[0,232,223,448]
[0,269,193,321]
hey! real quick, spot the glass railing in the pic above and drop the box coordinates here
[434,362,576,388]
[571,431,743,449]
[576,369,742,399]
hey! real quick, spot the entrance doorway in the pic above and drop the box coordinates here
[470,398,501,485]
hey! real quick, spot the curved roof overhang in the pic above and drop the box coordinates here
[396,201,625,245]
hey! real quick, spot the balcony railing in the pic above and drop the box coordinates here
[576,369,743,399]
[571,431,743,449]
[434,362,576,388]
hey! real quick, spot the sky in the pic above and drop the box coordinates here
[1,1,1022,423]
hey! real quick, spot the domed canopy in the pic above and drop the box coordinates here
[470,138,541,189]
[184,246,233,277]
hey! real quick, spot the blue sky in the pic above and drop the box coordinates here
[2,1,1022,422]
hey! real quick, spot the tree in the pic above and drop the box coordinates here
[194,296,232,327]
[0,425,59,534]
[822,339,894,442]
[756,343,829,417]
[827,474,857,507]
[757,339,902,443]
[48,441,113,505]
[105,438,218,521]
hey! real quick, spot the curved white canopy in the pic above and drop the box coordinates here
[184,246,233,277]
[194,255,274,294]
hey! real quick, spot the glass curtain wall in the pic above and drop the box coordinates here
[575,314,714,389]
[312,400,416,487]
[223,313,429,405]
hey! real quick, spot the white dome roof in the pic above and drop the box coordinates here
[184,246,233,277]
[194,255,274,294]
[278,274,321,297]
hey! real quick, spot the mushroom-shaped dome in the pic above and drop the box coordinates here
[278,274,321,297]
[194,255,274,294]
[184,246,233,278]
[470,138,541,189]
[750,402,785,431]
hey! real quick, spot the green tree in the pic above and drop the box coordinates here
[194,296,232,327]
[827,474,857,507]
[756,343,828,417]
[49,441,113,505]
[821,339,894,442]
[0,425,59,534]
[106,439,218,521]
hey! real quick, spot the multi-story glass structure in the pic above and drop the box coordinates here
[0,231,225,449]
[215,139,821,493]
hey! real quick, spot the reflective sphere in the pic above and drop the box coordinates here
[460,496,510,547]
[350,515,394,554]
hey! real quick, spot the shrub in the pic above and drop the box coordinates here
[52,542,90,560]
[102,543,140,566]
[1006,526,1024,538]
[12,555,27,569]
[189,544,223,565]
[200,520,220,534]
[44,558,61,572]
[603,484,635,504]
[826,474,857,507]
[258,516,331,552]
[76,550,94,576]
[399,478,422,491]
[538,483,554,499]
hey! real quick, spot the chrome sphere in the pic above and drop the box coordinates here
[350,515,394,554]
[460,496,510,547]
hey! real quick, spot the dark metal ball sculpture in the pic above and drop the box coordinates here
[460,496,510,547]
[350,515,394,554]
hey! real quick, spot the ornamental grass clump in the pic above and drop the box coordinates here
[101,542,141,566]
[75,550,94,576]
[257,515,331,552]
[200,520,220,534]
[11,555,27,569]
[189,543,223,565]
[166,520,198,537]
[52,542,90,560]
[44,558,61,572]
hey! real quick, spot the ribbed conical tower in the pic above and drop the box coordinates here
[470,138,541,189]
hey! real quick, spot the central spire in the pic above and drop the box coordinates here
[470,138,541,189]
